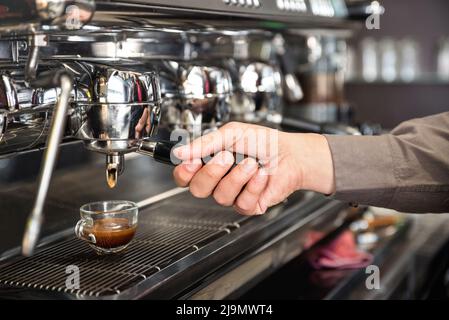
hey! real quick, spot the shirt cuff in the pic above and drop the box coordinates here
[324,134,398,207]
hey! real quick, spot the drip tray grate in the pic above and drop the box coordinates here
[0,195,250,298]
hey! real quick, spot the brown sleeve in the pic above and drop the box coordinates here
[324,112,449,213]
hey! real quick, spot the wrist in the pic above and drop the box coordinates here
[289,133,336,195]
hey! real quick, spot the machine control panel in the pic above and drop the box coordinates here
[108,0,348,21]
[223,0,261,8]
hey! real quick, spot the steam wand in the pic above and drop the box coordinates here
[22,70,73,256]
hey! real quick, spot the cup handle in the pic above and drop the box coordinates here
[75,220,96,244]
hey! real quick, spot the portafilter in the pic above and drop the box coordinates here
[68,62,182,188]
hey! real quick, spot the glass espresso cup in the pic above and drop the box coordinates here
[75,201,138,254]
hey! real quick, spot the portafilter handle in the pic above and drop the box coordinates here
[137,140,181,165]
[138,140,251,168]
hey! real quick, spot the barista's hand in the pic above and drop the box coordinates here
[173,122,335,215]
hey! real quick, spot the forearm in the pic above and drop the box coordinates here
[322,112,449,213]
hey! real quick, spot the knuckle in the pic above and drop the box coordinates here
[235,197,252,212]
[173,168,188,187]
[228,170,245,185]
[202,133,215,145]
[222,121,247,134]
[174,179,187,188]
[213,190,233,207]
[234,204,255,216]
[203,164,225,180]
[189,183,210,198]
[246,181,260,195]
[220,150,235,165]
[223,121,239,130]
[247,173,267,194]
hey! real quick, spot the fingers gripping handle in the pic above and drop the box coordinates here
[138,140,252,168]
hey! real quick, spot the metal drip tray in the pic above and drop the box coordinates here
[0,191,334,299]
[0,193,248,298]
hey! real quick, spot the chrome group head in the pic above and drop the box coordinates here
[72,63,162,154]
[159,62,233,139]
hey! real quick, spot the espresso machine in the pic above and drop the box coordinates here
[0,0,369,299]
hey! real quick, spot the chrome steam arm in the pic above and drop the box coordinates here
[22,70,73,256]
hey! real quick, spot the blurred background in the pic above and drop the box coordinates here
[345,0,449,128]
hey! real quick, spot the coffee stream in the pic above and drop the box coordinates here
[107,168,118,189]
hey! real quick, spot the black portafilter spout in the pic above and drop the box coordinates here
[137,140,181,165]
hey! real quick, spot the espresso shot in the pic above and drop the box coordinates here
[75,201,139,255]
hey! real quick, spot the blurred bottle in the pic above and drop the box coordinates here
[344,44,356,81]
[398,38,420,82]
[360,37,378,82]
[437,37,449,81]
[378,38,397,82]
